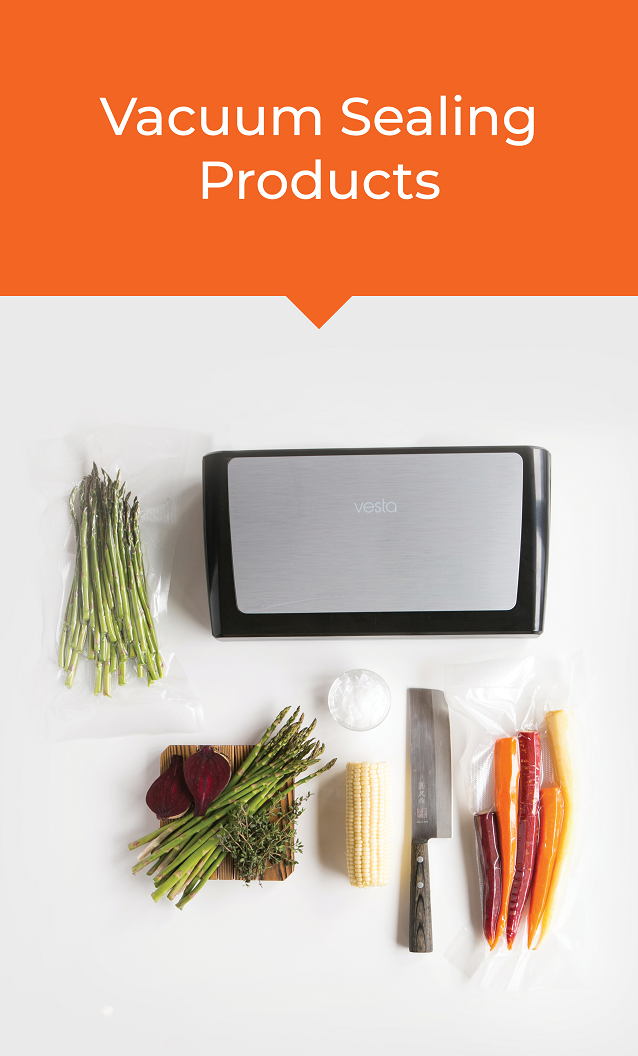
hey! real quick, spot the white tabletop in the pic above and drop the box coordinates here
[1,295,636,1055]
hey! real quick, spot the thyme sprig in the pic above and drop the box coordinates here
[216,795,309,885]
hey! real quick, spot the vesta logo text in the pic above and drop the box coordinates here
[354,500,397,513]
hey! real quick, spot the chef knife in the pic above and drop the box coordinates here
[408,688,452,953]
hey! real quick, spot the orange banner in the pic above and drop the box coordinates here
[1,1,635,325]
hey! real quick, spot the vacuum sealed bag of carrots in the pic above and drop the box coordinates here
[445,655,590,990]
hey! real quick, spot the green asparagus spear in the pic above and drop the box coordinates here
[59,467,164,693]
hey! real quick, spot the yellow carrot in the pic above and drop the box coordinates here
[492,736,519,949]
[527,786,564,948]
[536,710,577,947]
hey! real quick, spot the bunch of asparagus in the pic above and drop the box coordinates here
[58,464,162,695]
[129,707,337,908]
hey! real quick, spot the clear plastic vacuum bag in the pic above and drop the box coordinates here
[31,424,204,739]
[444,655,590,990]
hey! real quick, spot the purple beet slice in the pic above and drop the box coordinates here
[146,755,193,820]
[183,746,232,816]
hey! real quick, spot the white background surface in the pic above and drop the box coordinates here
[1,296,636,1055]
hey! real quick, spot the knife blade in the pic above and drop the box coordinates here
[408,688,452,952]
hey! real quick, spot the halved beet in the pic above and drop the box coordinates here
[146,755,193,820]
[183,746,232,816]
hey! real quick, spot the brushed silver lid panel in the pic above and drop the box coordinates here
[227,453,523,614]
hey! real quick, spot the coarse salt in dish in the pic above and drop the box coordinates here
[328,669,391,731]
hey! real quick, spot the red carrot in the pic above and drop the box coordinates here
[474,811,502,948]
[506,731,541,948]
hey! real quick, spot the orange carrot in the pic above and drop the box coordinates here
[527,786,564,948]
[492,736,519,948]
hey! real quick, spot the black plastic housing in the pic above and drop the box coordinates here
[203,446,550,638]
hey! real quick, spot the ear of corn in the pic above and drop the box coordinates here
[346,762,390,887]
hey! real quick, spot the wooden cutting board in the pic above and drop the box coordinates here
[159,744,294,882]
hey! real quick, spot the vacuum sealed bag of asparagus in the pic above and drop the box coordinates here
[444,655,590,991]
[31,425,204,739]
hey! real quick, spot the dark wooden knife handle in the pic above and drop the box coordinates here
[409,840,433,953]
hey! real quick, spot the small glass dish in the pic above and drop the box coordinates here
[328,669,391,731]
